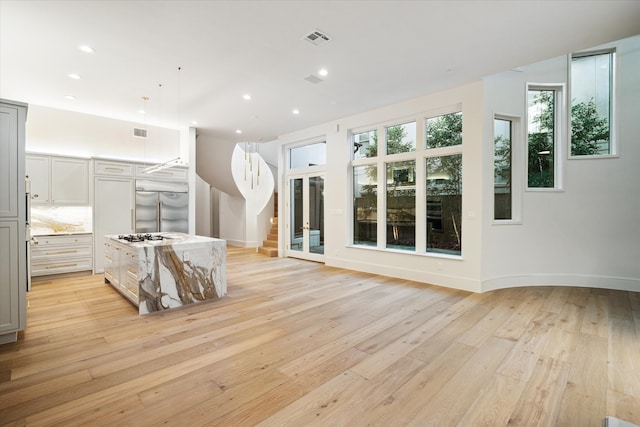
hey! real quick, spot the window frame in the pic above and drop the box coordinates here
[493,113,522,224]
[568,48,617,159]
[287,138,327,173]
[349,106,463,258]
[525,83,566,192]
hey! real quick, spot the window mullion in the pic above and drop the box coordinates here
[415,155,426,253]
[377,157,386,249]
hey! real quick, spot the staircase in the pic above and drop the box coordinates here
[258,193,278,257]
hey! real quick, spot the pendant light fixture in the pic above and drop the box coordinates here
[143,67,187,173]
[244,142,261,189]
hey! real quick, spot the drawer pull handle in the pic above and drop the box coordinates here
[46,263,77,269]
[105,167,124,171]
[45,250,77,255]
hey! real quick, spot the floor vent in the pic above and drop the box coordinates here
[133,128,148,138]
[303,29,331,47]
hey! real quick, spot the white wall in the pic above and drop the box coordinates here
[195,174,211,237]
[211,186,220,238]
[275,35,639,294]
[218,193,246,247]
[481,35,640,291]
[25,105,179,161]
[278,81,485,292]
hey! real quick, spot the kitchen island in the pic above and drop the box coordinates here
[104,233,226,315]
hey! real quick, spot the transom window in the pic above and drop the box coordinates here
[289,141,326,169]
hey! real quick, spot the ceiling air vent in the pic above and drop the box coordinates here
[133,128,148,138]
[304,74,323,84]
[303,29,331,47]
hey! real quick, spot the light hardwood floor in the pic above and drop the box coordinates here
[1,247,639,426]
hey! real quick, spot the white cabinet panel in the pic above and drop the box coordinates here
[30,234,93,277]
[51,158,89,204]
[0,222,20,334]
[0,105,19,217]
[134,164,188,181]
[0,100,27,344]
[104,239,138,305]
[26,155,90,205]
[94,160,134,177]
[94,177,134,273]
[25,155,50,205]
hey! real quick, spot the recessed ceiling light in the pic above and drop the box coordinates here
[235,129,242,134]
[78,45,94,53]
[138,109,146,114]
[191,120,198,125]
[292,109,300,115]
[68,73,81,80]
[318,68,328,77]
[243,94,251,100]
[65,95,77,100]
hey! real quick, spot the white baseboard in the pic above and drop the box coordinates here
[481,274,640,293]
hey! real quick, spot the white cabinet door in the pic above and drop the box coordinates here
[25,155,50,205]
[0,105,19,217]
[26,155,89,205]
[0,222,21,336]
[51,157,89,204]
[94,177,134,273]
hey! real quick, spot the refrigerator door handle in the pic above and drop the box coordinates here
[157,200,161,232]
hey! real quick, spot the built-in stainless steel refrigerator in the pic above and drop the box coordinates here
[135,180,188,233]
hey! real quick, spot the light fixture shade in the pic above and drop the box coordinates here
[143,157,187,174]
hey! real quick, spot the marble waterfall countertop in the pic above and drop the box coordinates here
[105,233,227,315]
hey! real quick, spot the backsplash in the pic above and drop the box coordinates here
[31,206,93,235]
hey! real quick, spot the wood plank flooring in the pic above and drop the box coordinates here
[1,247,639,426]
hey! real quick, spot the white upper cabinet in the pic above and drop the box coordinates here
[25,155,49,205]
[134,164,188,181]
[51,157,89,204]
[26,154,90,205]
[94,160,134,177]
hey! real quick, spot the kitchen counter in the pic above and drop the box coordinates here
[104,233,226,315]
[32,231,93,237]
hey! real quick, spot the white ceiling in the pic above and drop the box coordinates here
[1,1,639,143]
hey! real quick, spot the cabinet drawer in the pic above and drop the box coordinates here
[34,234,93,246]
[32,243,92,261]
[135,164,188,180]
[31,257,93,276]
[95,161,134,177]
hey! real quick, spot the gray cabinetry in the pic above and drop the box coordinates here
[31,234,93,276]
[104,239,138,305]
[0,99,27,344]
[26,154,90,205]
[94,169,135,274]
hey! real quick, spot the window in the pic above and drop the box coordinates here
[353,130,377,159]
[570,49,614,156]
[426,154,462,255]
[350,108,463,257]
[494,117,512,220]
[353,165,377,246]
[425,112,462,148]
[527,85,563,189]
[386,122,416,154]
[386,160,415,250]
[289,141,326,169]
